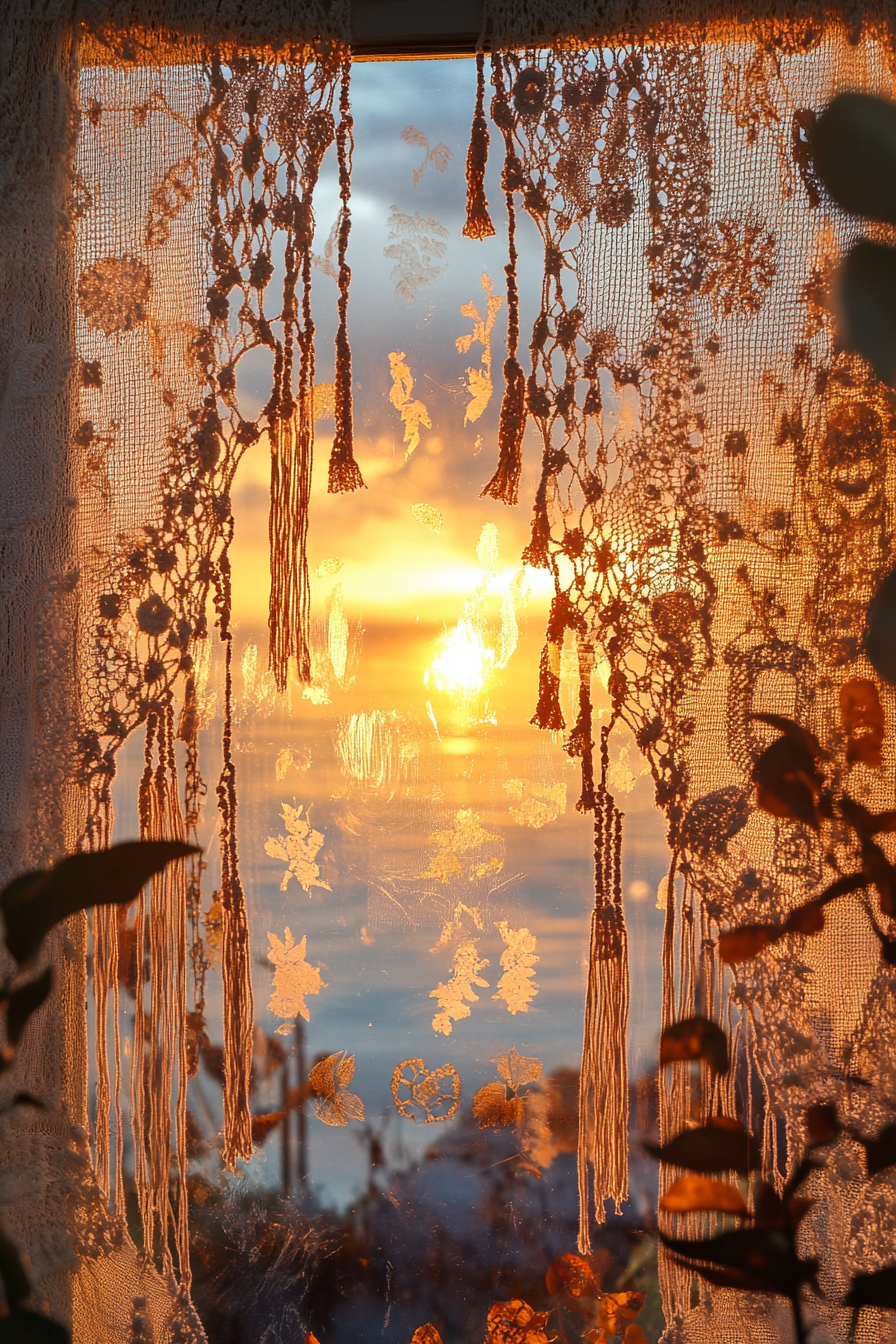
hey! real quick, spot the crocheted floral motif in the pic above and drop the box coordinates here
[78,255,152,334]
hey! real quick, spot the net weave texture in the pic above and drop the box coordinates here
[4,3,896,1342]
[481,9,896,1341]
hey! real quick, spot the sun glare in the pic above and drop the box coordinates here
[425,619,494,696]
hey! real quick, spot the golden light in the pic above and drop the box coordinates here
[425,619,494,697]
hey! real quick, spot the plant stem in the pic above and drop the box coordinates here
[790,1292,807,1344]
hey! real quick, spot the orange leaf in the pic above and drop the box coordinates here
[410,1327,443,1344]
[598,1292,645,1335]
[484,1300,551,1344]
[660,1173,748,1215]
[472,1082,522,1129]
[545,1252,596,1298]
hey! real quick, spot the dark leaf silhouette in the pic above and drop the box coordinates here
[0,1226,30,1310]
[661,1228,817,1297]
[855,1119,896,1177]
[719,873,865,964]
[6,970,53,1047]
[861,839,896,917]
[0,1310,70,1343]
[646,1119,759,1174]
[718,924,776,964]
[841,795,896,838]
[10,1094,44,1110]
[867,564,896,685]
[810,93,896,224]
[752,725,825,829]
[868,913,896,965]
[833,240,896,384]
[840,678,884,768]
[805,1103,839,1145]
[1,841,199,964]
[751,713,822,757]
[844,1262,896,1309]
[660,1015,729,1073]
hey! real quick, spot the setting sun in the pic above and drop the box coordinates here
[425,619,494,696]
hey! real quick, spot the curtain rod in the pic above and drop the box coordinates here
[350,0,485,58]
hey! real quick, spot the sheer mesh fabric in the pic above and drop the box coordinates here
[2,3,896,1341]
[481,11,896,1341]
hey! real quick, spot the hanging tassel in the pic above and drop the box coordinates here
[269,215,314,687]
[463,50,496,241]
[133,705,191,1278]
[482,54,526,505]
[216,553,255,1170]
[329,53,364,494]
[577,735,630,1253]
[530,642,564,730]
[482,190,526,504]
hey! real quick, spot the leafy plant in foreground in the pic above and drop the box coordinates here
[0,840,197,1341]
[647,703,896,1342]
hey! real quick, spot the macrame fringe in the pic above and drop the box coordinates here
[577,774,630,1253]
[463,51,496,241]
[328,53,364,495]
[135,704,190,1283]
[482,55,526,506]
[531,642,565,730]
[268,122,316,688]
[216,558,255,1169]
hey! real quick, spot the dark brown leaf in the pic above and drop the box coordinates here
[867,563,896,684]
[842,796,896,837]
[660,1228,816,1297]
[1,842,200,964]
[856,1119,896,1177]
[660,1016,729,1074]
[862,839,896,917]
[810,93,896,224]
[753,732,825,829]
[840,678,884,768]
[718,924,778,965]
[751,713,822,757]
[646,1120,760,1174]
[668,1259,780,1294]
[844,1263,896,1308]
[6,969,53,1047]
[0,1309,70,1343]
[868,913,896,966]
[0,1226,31,1311]
[783,900,825,937]
[805,1103,839,1146]
[833,240,896,385]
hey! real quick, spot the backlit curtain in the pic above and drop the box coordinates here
[2,2,896,1342]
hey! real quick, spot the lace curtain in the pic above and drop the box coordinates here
[3,2,896,1342]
